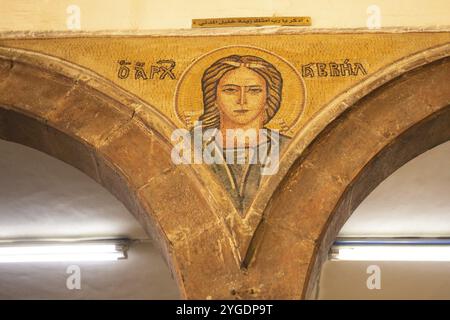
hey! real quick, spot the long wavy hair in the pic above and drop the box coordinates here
[198,55,283,130]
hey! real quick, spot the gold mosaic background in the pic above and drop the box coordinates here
[1,32,449,135]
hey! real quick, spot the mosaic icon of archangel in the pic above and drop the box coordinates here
[175,47,305,215]
[196,54,290,211]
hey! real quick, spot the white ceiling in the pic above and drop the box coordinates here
[339,141,450,237]
[0,139,179,299]
[0,139,148,240]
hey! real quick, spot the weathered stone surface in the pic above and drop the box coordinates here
[47,83,134,148]
[98,121,175,189]
[0,61,74,119]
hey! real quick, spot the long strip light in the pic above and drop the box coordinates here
[0,240,128,263]
[330,238,450,262]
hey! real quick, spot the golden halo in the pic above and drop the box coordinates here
[174,45,306,137]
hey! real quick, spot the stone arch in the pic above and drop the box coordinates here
[0,46,242,299]
[0,44,449,299]
[245,55,450,299]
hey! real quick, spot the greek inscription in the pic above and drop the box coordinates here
[116,59,176,80]
[302,59,368,78]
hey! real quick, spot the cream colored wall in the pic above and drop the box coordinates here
[0,0,448,31]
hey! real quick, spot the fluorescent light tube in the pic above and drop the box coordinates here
[330,238,450,261]
[0,242,127,263]
[331,245,450,261]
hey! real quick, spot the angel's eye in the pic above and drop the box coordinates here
[248,88,263,94]
[222,87,238,93]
